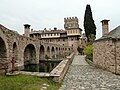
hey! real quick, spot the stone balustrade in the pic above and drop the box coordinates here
[50,52,75,83]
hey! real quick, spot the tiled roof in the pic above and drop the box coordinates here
[98,25,120,40]
[30,29,66,34]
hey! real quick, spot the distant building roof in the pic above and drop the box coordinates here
[97,25,120,41]
[30,29,66,34]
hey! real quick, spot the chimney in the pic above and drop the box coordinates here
[54,27,57,30]
[101,19,110,36]
[24,24,30,37]
[31,29,33,32]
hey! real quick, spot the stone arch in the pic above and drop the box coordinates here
[40,45,45,60]
[24,44,36,65]
[62,48,65,58]
[58,47,61,58]
[51,47,55,58]
[0,37,7,59]
[56,47,58,51]
[68,48,71,55]
[65,48,67,50]
[64,48,68,57]
[51,47,55,52]
[0,36,8,73]
[0,32,9,73]
[0,37,7,69]
[69,48,70,51]
[12,42,18,61]
[46,46,50,58]
[56,47,58,58]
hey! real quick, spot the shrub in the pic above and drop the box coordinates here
[83,44,93,61]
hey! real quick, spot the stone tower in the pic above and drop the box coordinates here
[24,24,30,37]
[64,17,82,54]
[64,17,81,36]
[64,17,79,29]
[101,19,110,36]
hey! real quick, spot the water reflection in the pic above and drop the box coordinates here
[24,60,61,73]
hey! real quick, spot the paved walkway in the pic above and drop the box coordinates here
[71,55,88,65]
[59,55,120,90]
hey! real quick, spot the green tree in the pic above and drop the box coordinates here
[84,4,96,42]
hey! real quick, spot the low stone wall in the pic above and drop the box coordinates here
[50,52,75,83]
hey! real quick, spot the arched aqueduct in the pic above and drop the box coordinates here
[0,24,72,74]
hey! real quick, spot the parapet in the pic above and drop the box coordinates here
[64,17,78,22]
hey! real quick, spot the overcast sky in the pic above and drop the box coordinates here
[0,0,120,39]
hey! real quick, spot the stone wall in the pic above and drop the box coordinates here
[0,24,73,74]
[115,40,120,74]
[93,39,116,73]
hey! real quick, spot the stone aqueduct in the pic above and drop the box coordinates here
[0,24,72,74]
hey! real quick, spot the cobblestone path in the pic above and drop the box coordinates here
[59,55,120,90]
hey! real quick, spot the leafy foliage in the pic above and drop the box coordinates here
[83,44,93,61]
[84,4,96,42]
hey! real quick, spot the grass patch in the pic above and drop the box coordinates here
[0,75,61,90]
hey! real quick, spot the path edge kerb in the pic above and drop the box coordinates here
[50,52,75,83]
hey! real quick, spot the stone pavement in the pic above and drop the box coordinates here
[71,55,88,65]
[59,55,120,90]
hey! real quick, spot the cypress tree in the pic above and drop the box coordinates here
[84,4,96,42]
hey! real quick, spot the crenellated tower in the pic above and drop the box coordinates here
[64,17,81,36]
[64,17,79,29]
[64,17,82,54]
